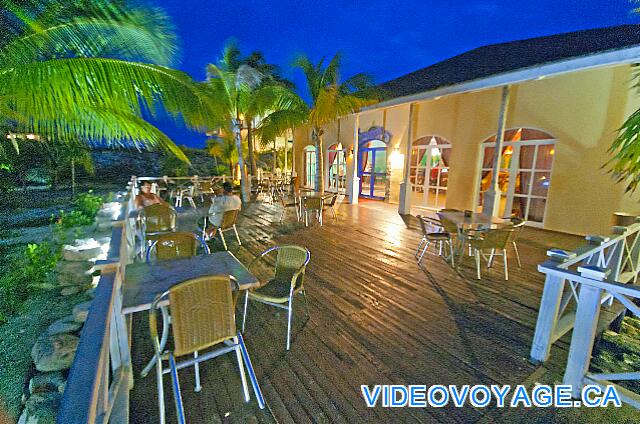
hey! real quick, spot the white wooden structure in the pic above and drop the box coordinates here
[531,220,640,406]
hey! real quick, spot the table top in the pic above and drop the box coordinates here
[297,190,336,200]
[437,210,510,230]
[122,251,259,314]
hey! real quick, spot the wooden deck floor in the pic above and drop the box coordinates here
[128,199,620,423]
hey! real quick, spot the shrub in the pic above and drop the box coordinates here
[55,190,104,229]
[0,242,60,324]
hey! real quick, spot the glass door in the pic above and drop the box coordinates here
[359,140,387,199]
[477,130,555,225]
[304,146,317,189]
[327,144,346,193]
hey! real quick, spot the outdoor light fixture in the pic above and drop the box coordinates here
[349,146,354,157]
[390,147,404,169]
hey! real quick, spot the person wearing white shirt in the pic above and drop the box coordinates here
[207,182,241,236]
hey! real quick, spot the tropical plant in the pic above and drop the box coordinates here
[206,130,237,176]
[281,53,378,192]
[210,42,295,177]
[0,0,211,162]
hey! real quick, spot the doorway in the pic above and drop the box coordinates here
[359,140,387,199]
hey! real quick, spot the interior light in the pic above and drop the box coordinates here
[390,148,404,169]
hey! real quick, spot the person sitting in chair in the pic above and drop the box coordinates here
[206,182,241,237]
[135,180,168,209]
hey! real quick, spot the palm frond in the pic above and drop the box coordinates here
[1,58,211,132]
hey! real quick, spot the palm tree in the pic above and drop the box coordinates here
[293,54,378,192]
[204,63,262,202]
[206,130,237,176]
[0,0,210,163]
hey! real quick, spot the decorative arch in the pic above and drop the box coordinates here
[358,126,392,147]
[478,127,556,225]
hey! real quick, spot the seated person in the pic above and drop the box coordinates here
[206,182,241,236]
[135,180,167,209]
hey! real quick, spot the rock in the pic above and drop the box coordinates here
[86,287,96,299]
[31,334,79,372]
[60,286,82,296]
[55,260,93,274]
[18,392,61,424]
[72,301,93,323]
[57,271,93,287]
[62,245,102,262]
[47,316,82,335]
[29,372,65,394]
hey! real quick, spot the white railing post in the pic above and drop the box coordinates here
[563,266,608,397]
[530,273,566,363]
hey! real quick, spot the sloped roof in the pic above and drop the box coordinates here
[378,24,640,100]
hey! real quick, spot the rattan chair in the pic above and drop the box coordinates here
[509,217,526,267]
[322,194,339,222]
[279,194,300,223]
[140,204,177,256]
[467,227,515,280]
[145,231,210,262]
[302,197,323,227]
[150,276,265,424]
[217,209,241,250]
[242,246,311,350]
[416,215,453,265]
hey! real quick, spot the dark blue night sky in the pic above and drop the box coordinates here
[154,0,636,147]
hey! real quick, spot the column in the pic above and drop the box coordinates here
[398,103,415,215]
[348,114,360,204]
[482,85,511,217]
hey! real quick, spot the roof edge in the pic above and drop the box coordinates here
[361,44,640,112]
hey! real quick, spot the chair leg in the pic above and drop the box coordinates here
[286,294,294,351]
[415,237,426,258]
[193,351,202,392]
[503,249,509,281]
[233,338,251,402]
[233,224,241,246]
[487,249,495,268]
[242,291,249,332]
[475,249,481,280]
[219,229,228,251]
[188,197,196,209]
[156,354,166,424]
[448,241,455,268]
[331,207,337,222]
[237,333,265,409]
[418,241,430,264]
[168,354,185,424]
[513,241,522,268]
[301,290,310,319]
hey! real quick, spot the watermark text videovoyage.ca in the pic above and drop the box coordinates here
[361,384,622,408]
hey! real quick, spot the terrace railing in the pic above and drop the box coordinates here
[531,220,640,406]
[58,179,138,423]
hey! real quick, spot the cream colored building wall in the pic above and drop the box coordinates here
[292,64,640,235]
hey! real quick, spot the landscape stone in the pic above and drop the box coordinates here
[17,392,61,424]
[47,316,82,335]
[55,260,93,276]
[60,286,83,296]
[72,301,93,323]
[29,372,65,394]
[57,271,92,287]
[31,334,79,372]
[62,245,102,262]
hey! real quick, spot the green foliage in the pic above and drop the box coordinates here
[0,0,212,163]
[591,316,640,392]
[55,190,103,228]
[0,242,60,324]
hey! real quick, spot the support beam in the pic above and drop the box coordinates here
[348,114,360,204]
[398,103,416,215]
[482,85,511,217]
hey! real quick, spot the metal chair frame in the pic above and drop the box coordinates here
[302,197,323,227]
[415,215,454,266]
[242,245,311,350]
[466,227,515,280]
[149,276,265,424]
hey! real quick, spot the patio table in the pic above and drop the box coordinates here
[122,251,260,377]
[122,251,259,314]
[436,211,511,266]
[437,210,510,231]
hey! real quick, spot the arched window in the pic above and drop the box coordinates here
[477,128,556,225]
[327,143,346,193]
[303,145,317,189]
[410,136,452,210]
